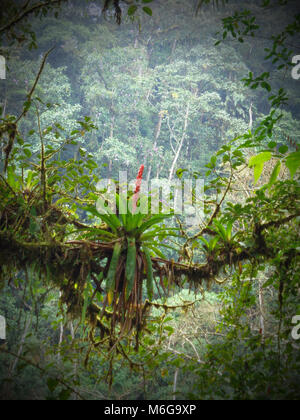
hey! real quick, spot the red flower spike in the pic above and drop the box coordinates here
[133,165,145,213]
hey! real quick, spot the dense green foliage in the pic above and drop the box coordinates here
[0,0,299,400]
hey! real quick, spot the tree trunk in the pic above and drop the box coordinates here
[147,111,163,182]
[173,368,179,400]
[168,102,190,181]
[70,321,79,400]
[58,292,64,360]
[258,278,265,343]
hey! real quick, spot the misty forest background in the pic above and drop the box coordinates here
[0,0,300,400]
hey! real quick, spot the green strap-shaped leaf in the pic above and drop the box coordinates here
[106,242,122,304]
[226,221,233,241]
[84,205,120,233]
[136,214,173,236]
[125,238,136,301]
[143,241,178,253]
[213,220,227,241]
[98,212,121,233]
[116,192,127,228]
[126,211,144,232]
[143,247,154,301]
[146,244,167,259]
[141,228,181,241]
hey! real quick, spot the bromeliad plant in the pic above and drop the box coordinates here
[82,165,179,337]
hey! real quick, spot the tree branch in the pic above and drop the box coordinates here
[0,0,67,35]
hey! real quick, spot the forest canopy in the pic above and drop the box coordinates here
[0,0,299,401]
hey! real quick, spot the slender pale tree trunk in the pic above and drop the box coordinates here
[58,319,64,360]
[171,39,177,55]
[57,292,64,360]
[258,278,265,343]
[249,103,253,131]
[147,111,163,182]
[184,336,202,363]
[168,102,190,181]
[173,368,179,400]
[69,321,79,400]
[108,114,115,177]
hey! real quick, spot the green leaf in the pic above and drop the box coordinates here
[253,162,264,184]
[128,5,138,16]
[144,241,178,253]
[199,236,209,249]
[261,81,271,92]
[26,170,34,188]
[87,206,120,233]
[147,244,167,259]
[278,145,288,154]
[47,378,59,393]
[82,228,115,240]
[263,277,274,288]
[116,193,127,228]
[125,238,137,301]
[143,247,154,300]
[23,149,32,158]
[226,221,233,241]
[213,220,227,242]
[285,151,300,179]
[142,6,152,16]
[106,242,122,304]
[249,152,272,184]
[58,389,72,400]
[268,161,281,187]
[164,326,174,334]
[136,214,173,236]
[7,166,18,189]
[268,141,277,149]
[141,228,181,242]
[176,168,188,179]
